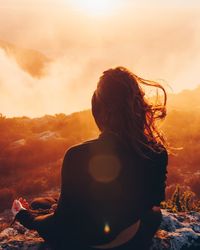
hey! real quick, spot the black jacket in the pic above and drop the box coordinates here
[16,131,168,247]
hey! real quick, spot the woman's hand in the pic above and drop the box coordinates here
[11,197,29,217]
[18,197,30,209]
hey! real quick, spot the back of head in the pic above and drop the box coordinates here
[92,67,167,157]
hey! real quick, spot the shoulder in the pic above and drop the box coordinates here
[63,137,100,160]
[157,145,168,165]
[152,145,168,176]
[148,142,168,162]
[144,143,168,171]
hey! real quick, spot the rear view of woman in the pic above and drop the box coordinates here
[13,67,168,250]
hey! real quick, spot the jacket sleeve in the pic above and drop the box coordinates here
[16,209,55,230]
[16,148,73,236]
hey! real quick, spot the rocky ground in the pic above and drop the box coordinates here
[0,209,199,250]
[151,210,200,249]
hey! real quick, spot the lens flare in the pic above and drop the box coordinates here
[104,223,111,234]
[89,155,121,183]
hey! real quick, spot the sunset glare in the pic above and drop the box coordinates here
[0,0,200,117]
[70,0,120,16]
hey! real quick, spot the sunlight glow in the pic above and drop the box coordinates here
[71,0,121,16]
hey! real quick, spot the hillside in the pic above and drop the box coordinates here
[0,102,200,212]
[167,86,200,112]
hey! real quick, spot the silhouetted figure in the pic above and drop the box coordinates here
[15,67,168,250]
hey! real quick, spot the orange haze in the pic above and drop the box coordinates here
[0,0,200,117]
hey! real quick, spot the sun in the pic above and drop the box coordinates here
[71,0,121,16]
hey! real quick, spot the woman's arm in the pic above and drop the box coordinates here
[16,209,54,230]
[15,148,74,235]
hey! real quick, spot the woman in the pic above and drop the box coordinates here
[12,67,168,250]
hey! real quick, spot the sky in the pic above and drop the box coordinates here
[0,0,200,117]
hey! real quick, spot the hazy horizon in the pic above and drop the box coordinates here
[0,0,200,117]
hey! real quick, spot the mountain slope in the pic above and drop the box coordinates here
[167,86,200,111]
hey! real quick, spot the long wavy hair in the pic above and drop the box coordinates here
[92,66,167,156]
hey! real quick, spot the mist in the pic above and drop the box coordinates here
[0,0,200,117]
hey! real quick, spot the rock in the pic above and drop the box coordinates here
[0,209,200,249]
[0,225,45,250]
[151,210,200,249]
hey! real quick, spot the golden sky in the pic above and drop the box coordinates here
[0,0,200,117]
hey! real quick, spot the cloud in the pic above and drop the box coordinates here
[0,1,200,116]
[0,48,101,117]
